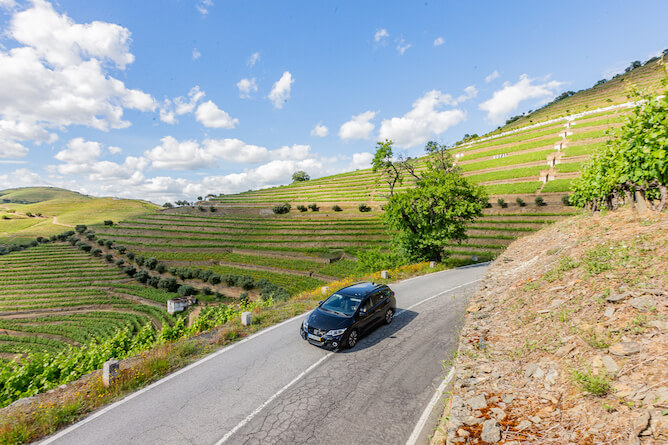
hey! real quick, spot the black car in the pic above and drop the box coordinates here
[300,282,396,350]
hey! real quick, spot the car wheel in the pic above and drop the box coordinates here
[346,329,359,348]
[384,308,394,325]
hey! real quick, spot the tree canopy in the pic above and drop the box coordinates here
[291,171,310,182]
[383,142,487,261]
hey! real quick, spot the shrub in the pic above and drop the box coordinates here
[358,203,371,212]
[123,266,137,277]
[158,277,179,292]
[86,233,96,241]
[147,276,160,288]
[572,369,611,395]
[103,220,113,226]
[485,201,493,208]
[156,263,166,273]
[77,243,92,253]
[308,203,319,212]
[115,259,124,266]
[516,197,525,207]
[535,196,546,206]
[238,275,255,291]
[116,246,126,254]
[91,248,102,257]
[105,240,113,248]
[202,287,213,296]
[135,255,145,266]
[75,224,87,234]
[296,205,307,212]
[127,252,135,260]
[208,274,221,285]
[223,274,237,287]
[26,212,33,217]
[1,215,8,220]
[97,239,105,246]
[561,194,572,206]
[104,254,113,262]
[144,257,158,270]
[209,206,216,212]
[134,270,149,283]
[331,205,342,212]
[198,206,205,212]
[272,203,291,214]
[177,285,196,297]
[240,292,250,304]
[497,198,507,208]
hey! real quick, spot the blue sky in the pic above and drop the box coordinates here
[0,0,666,203]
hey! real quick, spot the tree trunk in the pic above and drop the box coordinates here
[624,189,635,211]
[657,184,667,212]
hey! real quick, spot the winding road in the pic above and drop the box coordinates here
[41,263,488,445]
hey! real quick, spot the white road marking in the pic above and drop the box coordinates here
[405,366,456,445]
[397,278,482,315]
[214,352,334,444]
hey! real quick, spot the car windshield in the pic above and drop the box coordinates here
[320,293,361,317]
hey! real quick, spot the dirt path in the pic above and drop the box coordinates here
[52,216,73,227]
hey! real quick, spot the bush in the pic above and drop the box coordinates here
[147,276,160,288]
[158,277,179,292]
[272,203,291,214]
[135,255,145,266]
[134,270,149,283]
[116,246,126,254]
[97,239,105,246]
[91,248,102,257]
[115,259,124,266]
[497,198,507,208]
[240,292,250,304]
[238,275,255,291]
[308,203,319,212]
[75,224,87,234]
[123,266,137,277]
[105,240,113,248]
[209,206,216,212]
[208,274,221,285]
[485,201,493,208]
[144,257,158,270]
[296,205,307,212]
[198,206,205,212]
[358,203,371,212]
[26,212,33,217]
[126,252,135,260]
[1,215,8,220]
[223,275,237,287]
[103,220,113,226]
[516,197,525,207]
[535,196,546,206]
[357,247,407,273]
[77,242,92,253]
[86,233,96,241]
[156,263,166,273]
[202,287,213,296]
[331,205,342,212]
[561,194,572,206]
[104,254,113,262]
[177,285,196,297]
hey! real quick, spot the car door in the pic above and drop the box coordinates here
[356,296,375,334]
[368,291,385,325]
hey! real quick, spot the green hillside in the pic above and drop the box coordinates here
[0,187,159,244]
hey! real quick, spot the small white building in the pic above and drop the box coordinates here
[167,297,197,314]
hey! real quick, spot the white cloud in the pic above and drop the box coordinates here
[108,146,122,155]
[378,90,467,148]
[0,139,29,159]
[0,0,155,155]
[0,168,46,189]
[374,29,389,42]
[237,77,258,98]
[196,0,213,15]
[433,37,445,46]
[268,71,294,109]
[195,100,239,129]
[339,111,376,140]
[145,136,210,170]
[479,74,564,124]
[159,86,206,124]
[454,85,478,105]
[396,39,412,55]
[485,70,500,83]
[310,123,328,137]
[349,152,373,170]
[192,48,201,60]
[55,138,102,164]
[248,52,260,67]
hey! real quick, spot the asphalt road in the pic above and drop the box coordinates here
[41,263,488,445]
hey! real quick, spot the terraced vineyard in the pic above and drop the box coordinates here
[0,243,173,361]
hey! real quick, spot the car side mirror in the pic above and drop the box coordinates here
[318,301,323,306]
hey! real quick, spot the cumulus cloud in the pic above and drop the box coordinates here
[0,168,46,189]
[378,90,467,148]
[145,136,312,170]
[433,37,445,46]
[195,100,239,129]
[0,139,29,159]
[159,86,206,124]
[339,111,376,140]
[349,152,373,170]
[485,70,500,83]
[108,146,122,155]
[192,48,201,60]
[247,52,260,67]
[0,0,155,157]
[237,78,258,98]
[374,28,389,42]
[268,71,294,109]
[454,85,478,105]
[196,0,213,15]
[396,39,411,55]
[310,123,328,137]
[479,74,564,124]
[55,138,101,164]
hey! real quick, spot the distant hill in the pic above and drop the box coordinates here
[0,187,159,244]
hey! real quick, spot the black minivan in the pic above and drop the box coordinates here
[300,282,396,350]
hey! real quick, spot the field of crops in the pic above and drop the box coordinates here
[0,243,173,360]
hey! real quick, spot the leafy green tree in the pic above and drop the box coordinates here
[372,140,403,197]
[383,142,487,261]
[292,171,310,182]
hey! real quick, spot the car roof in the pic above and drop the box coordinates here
[337,282,386,297]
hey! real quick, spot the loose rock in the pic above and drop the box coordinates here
[466,394,487,410]
[609,341,641,356]
[480,419,501,443]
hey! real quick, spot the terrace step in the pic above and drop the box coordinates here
[215,260,338,283]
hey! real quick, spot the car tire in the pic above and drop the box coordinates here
[384,308,394,325]
[346,329,359,349]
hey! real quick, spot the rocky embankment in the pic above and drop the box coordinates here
[432,209,667,444]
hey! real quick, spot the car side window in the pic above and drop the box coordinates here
[370,292,383,307]
[360,297,373,314]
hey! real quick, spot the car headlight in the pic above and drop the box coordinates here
[326,328,346,337]
[302,319,308,329]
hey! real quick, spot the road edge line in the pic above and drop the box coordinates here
[405,366,455,445]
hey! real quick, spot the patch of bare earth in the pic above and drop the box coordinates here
[432,208,667,444]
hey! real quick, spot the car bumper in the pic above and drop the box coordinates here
[300,327,343,350]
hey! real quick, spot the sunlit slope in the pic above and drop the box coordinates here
[0,187,159,244]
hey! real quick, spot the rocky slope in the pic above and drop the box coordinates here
[432,208,667,444]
